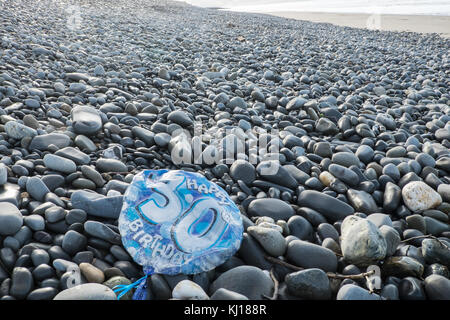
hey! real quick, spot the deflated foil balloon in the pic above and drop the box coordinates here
[115,170,243,299]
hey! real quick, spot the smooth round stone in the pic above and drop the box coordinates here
[238,233,272,270]
[379,225,401,257]
[10,267,34,300]
[29,133,71,151]
[247,198,294,221]
[132,127,155,146]
[356,145,374,163]
[381,284,399,300]
[30,249,50,266]
[24,215,45,231]
[75,135,97,152]
[210,288,249,300]
[55,147,90,165]
[172,280,209,300]
[436,157,450,172]
[382,163,400,181]
[313,142,332,158]
[283,135,303,149]
[317,223,339,242]
[32,264,56,281]
[167,110,193,127]
[376,113,395,130]
[42,174,65,191]
[229,160,255,184]
[287,216,313,241]
[73,251,94,265]
[72,178,96,189]
[26,177,50,202]
[402,181,442,212]
[154,132,171,147]
[80,165,105,187]
[382,256,424,278]
[421,238,450,266]
[5,121,37,139]
[346,189,378,214]
[406,214,426,233]
[0,164,7,186]
[84,220,121,244]
[0,202,23,235]
[94,65,105,76]
[70,191,123,219]
[331,152,360,167]
[316,118,338,135]
[297,190,354,222]
[43,154,76,174]
[103,276,132,300]
[68,82,86,93]
[337,284,381,300]
[424,275,450,300]
[80,263,105,283]
[27,287,58,300]
[399,277,426,300]
[148,274,171,300]
[283,165,310,184]
[3,236,20,251]
[210,266,273,300]
[52,258,78,273]
[328,164,359,186]
[96,158,128,172]
[424,216,450,236]
[415,153,436,168]
[286,240,337,272]
[228,96,247,109]
[62,230,87,255]
[435,128,450,141]
[45,206,66,223]
[340,215,387,266]
[23,114,40,129]
[437,184,450,203]
[285,97,307,111]
[383,182,402,213]
[53,283,116,300]
[256,160,298,189]
[247,226,286,257]
[423,209,448,223]
[285,268,331,300]
[71,106,102,135]
[24,98,40,108]
[321,237,339,253]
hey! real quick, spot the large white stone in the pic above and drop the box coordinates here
[172,280,209,300]
[53,283,116,300]
[402,181,442,212]
[341,215,387,267]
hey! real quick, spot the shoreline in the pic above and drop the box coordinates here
[258,12,450,38]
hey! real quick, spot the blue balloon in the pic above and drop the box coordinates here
[118,169,244,279]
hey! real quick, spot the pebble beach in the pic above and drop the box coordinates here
[0,0,449,300]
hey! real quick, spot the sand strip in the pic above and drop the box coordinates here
[265,12,450,38]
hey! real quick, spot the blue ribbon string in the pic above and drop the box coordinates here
[113,274,149,300]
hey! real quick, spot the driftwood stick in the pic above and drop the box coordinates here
[401,234,450,250]
[262,268,279,300]
[265,256,375,280]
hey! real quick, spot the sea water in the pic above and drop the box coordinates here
[183,0,450,16]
